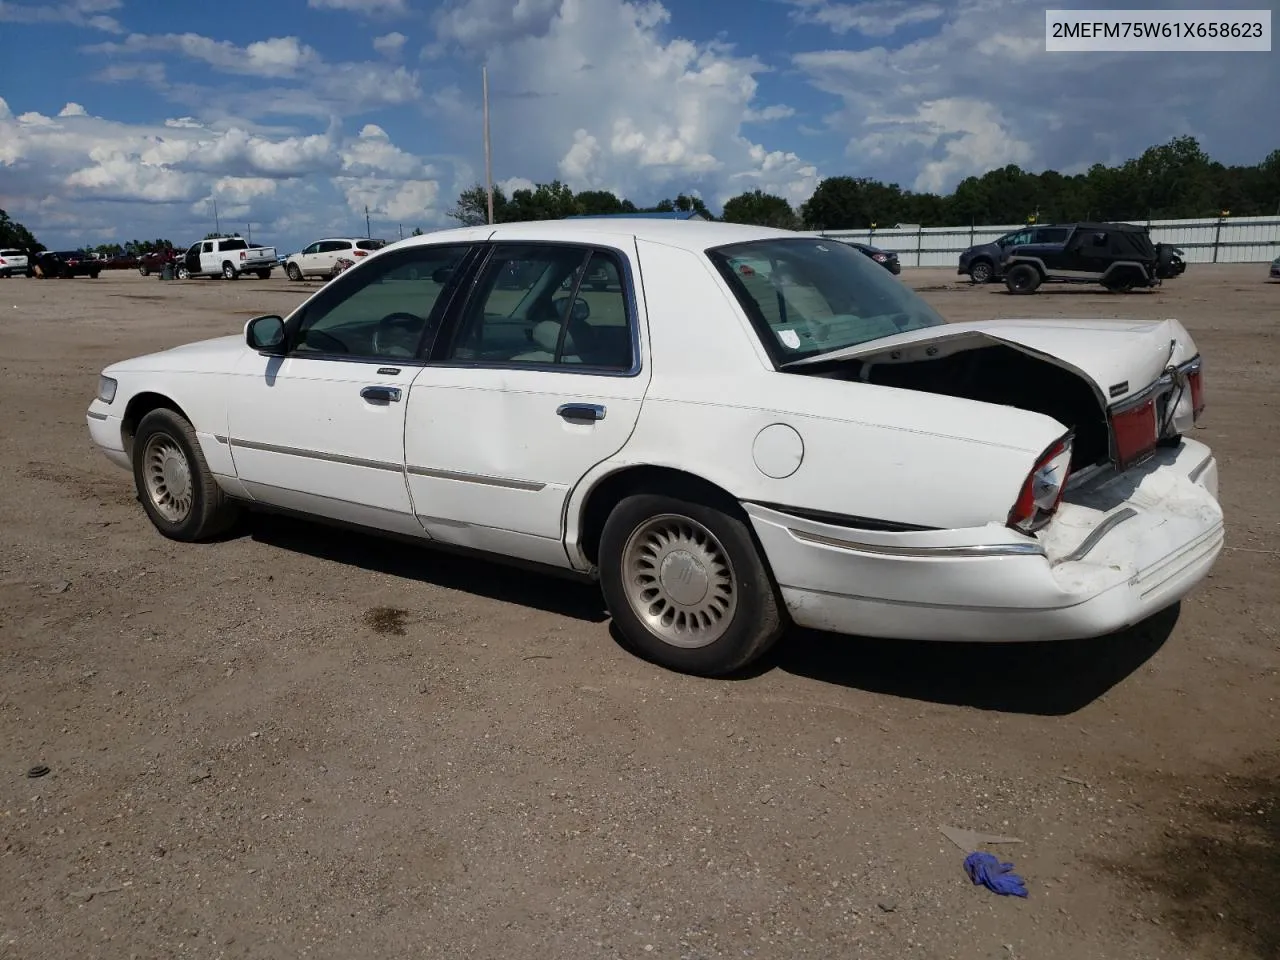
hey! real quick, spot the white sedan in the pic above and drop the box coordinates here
[86,220,1223,676]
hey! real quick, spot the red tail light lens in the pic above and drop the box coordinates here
[1111,397,1158,471]
[239,251,247,260]
[1008,435,1073,534]
[353,249,368,257]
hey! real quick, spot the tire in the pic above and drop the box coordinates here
[222,262,238,280]
[969,259,994,284]
[1102,270,1138,293]
[286,263,302,281]
[598,490,785,677]
[176,266,190,280]
[131,408,240,542]
[139,266,150,277]
[256,269,271,280]
[89,271,99,279]
[1004,263,1041,295]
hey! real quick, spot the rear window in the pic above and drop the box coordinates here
[0,249,23,257]
[219,238,249,251]
[356,239,386,251]
[708,237,946,364]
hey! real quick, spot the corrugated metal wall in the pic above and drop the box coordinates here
[817,216,1280,268]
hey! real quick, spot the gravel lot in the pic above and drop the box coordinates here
[2,264,1277,960]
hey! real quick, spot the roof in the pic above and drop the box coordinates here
[390,218,799,255]
[563,211,710,221]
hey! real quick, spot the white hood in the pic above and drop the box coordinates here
[788,317,1199,405]
[106,334,245,374]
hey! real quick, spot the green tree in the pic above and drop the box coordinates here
[722,189,799,229]
[575,190,637,216]
[0,209,44,253]
[448,184,509,226]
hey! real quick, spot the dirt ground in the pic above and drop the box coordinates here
[1,263,1277,960]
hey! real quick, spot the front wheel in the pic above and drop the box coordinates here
[132,408,240,541]
[969,259,993,284]
[88,271,99,279]
[286,263,302,281]
[176,266,190,279]
[599,491,785,676]
[256,269,272,280]
[139,266,150,277]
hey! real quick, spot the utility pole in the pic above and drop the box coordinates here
[483,65,494,225]
[365,205,371,239]
[247,223,252,243]
[213,198,220,235]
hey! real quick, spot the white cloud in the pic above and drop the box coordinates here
[57,102,89,117]
[0,0,123,33]
[439,0,819,206]
[744,105,796,123]
[372,31,407,57]
[786,0,946,37]
[791,0,1278,193]
[0,103,448,248]
[308,0,407,13]
[86,33,321,78]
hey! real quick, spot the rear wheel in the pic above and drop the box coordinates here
[1102,269,1139,293]
[89,271,99,279]
[598,490,785,676]
[222,262,238,280]
[139,266,150,277]
[1004,263,1042,295]
[969,259,993,284]
[132,408,240,542]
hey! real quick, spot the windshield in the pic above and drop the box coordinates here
[707,237,946,364]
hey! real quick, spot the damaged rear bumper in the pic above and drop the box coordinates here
[744,438,1222,642]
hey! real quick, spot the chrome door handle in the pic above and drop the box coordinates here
[361,385,402,403]
[557,403,606,422]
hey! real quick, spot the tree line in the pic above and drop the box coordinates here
[4,136,1276,252]
[446,136,1278,231]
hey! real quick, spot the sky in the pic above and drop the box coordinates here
[0,0,1275,252]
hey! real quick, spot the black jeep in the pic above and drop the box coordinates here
[1000,222,1166,295]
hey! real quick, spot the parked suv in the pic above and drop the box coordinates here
[285,238,386,280]
[1000,221,1164,295]
[957,225,1071,283]
[0,248,31,277]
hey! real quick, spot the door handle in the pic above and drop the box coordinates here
[557,403,606,422]
[361,385,402,403]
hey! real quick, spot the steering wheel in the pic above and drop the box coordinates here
[371,311,425,357]
[302,329,350,353]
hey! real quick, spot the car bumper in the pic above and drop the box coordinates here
[745,438,1222,643]
[87,403,130,470]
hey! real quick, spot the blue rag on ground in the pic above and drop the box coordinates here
[963,851,1029,897]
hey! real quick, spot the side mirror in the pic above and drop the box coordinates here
[431,266,454,283]
[246,315,286,354]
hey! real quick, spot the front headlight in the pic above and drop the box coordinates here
[97,375,118,404]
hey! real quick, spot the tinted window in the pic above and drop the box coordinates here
[445,244,633,370]
[1036,228,1069,243]
[356,239,385,251]
[320,240,352,253]
[201,242,213,253]
[220,238,248,251]
[708,237,946,364]
[292,244,470,360]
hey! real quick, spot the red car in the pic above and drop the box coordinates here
[138,249,180,276]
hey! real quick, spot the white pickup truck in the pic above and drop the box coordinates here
[177,237,277,280]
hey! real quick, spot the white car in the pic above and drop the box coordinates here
[285,238,387,281]
[0,248,30,277]
[85,220,1223,676]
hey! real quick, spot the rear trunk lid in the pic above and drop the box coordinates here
[784,316,1198,407]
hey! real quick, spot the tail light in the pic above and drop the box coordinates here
[239,251,247,261]
[1111,396,1159,471]
[1008,434,1073,534]
[353,249,368,257]
[1187,360,1205,420]
[873,253,887,262]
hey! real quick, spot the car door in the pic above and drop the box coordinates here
[199,241,220,275]
[183,243,202,276]
[225,241,477,536]
[404,237,651,568]
[320,240,352,274]
[294,242,321,275]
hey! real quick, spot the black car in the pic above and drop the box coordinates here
[843,241,901,274]
[957,225,1071,283]
[33,250,100,279]
[1000,222,1163,295]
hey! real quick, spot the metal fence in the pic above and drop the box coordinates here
[816,215,1280,268]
